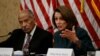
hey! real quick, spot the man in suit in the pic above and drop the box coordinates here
[0,9,53,55]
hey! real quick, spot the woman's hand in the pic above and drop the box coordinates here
[60,26,81,48]
[60,26,79,43]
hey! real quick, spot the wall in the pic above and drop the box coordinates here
[0,0,20,42]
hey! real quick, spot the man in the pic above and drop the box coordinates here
[0,9,53,55]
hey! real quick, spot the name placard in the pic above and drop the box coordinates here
[0,48,13,56]
[47,48,74,56]
[95,51,100,56]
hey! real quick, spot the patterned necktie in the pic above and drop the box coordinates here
[22,34,31,55]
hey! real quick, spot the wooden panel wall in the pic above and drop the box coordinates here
[0,0,20,42]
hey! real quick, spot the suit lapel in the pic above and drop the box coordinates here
[29,27,41,49]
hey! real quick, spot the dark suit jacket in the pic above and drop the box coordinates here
[54,27,95,56]
[0,26,53,54]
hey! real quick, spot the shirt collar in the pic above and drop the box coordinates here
[29,25,37,36]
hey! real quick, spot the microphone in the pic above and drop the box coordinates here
[0,32,12,37]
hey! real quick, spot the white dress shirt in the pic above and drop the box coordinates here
[23,25,37,47]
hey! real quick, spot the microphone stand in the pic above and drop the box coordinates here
[0,32,12,37]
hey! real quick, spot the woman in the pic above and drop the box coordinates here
[52,6,95,56]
